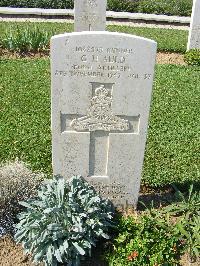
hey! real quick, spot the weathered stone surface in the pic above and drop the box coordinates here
[74,0,107,31]
[51,32,157,208]
[187,0,200,50]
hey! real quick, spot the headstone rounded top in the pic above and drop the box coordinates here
[51,31,157,46]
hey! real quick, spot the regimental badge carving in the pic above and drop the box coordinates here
[70,85,130,132]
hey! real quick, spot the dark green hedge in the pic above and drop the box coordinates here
[0,0,192,16]
[0,0,73,9]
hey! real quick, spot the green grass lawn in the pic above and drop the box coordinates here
[0,22,188,53]
[0,59,199,187]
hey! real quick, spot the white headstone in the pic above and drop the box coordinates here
[74,0,107,31]
[187,0,200,50]
[51,32,157,208]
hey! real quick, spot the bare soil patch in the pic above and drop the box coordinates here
[0,236,36,266]
[156,51,186,65]
[0,236,107,266]
[0,48,49,59]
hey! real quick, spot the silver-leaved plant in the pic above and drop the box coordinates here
[15,176,114,266]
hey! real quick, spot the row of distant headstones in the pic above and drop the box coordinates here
[74,0,200,50]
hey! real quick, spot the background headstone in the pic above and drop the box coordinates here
[187,0,200,50]
[74,0,107,31]
[51,32,157,208]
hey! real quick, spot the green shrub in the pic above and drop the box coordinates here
[0,0,73,9]
[106,185,200,265]
[1,26,53,53]
[164,185,200,261]
[107,0,140,12]
[0,0,193,16]
[106,211,185,265]
[138,0,166,15]
[138,0,192,16]
[15,176,113,266]
[184,49,200,66]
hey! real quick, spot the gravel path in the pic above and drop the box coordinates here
[108,20,189,30]
[0,16,189,30]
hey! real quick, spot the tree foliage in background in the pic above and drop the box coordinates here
[0,0,193,16]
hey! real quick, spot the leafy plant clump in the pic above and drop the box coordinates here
[184,49,200,66]
[1,26,53,53]
[0,160,44,236]
[15,176,114,266]
[106,185,200,265]
[164,185,200,261]
[106,211,185,265]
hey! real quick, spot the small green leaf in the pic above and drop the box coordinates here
[55,248,63,263]
[19,201,36,210]
[101,233,110,239]
[63,240,69,250]
[72,242,85,255]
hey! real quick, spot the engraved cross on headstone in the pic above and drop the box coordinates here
[74,0,107,32]
[66,82,139,179]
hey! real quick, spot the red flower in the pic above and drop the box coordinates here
[127,255,133,261]
[127,251,139,261]
[131,251,139,258]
